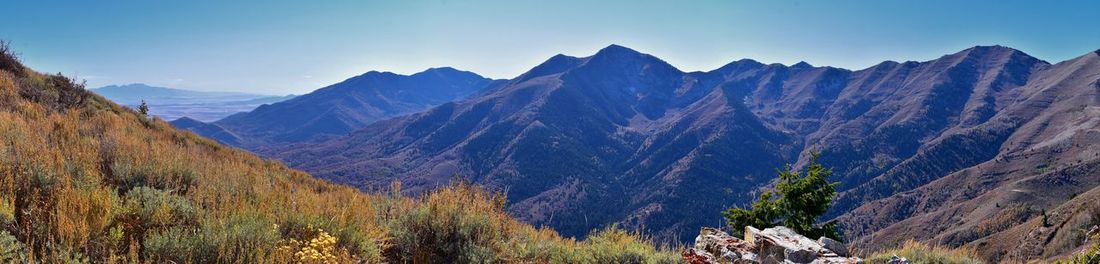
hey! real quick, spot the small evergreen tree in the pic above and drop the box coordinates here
[722,152,841,240]
[138,100,150,116]
[1040,209,1049,227]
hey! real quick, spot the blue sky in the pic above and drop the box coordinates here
[2,0,1098,95]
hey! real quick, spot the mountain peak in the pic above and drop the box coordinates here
[791,61,814,68]
[421,66,461,74]
[714,59,766,74]
[958,45,1033,59]
[592,44,646,59]
[584,44,681,74]
[940,45,1049,67]
[513,54,584,82]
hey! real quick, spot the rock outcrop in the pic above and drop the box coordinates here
[684,226,862,264]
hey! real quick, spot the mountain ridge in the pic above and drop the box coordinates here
[180,67,502,148]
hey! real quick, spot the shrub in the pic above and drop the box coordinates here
[0,41,23,75]
[276,227,351,263]
[385,183,508,263]
[144,212,281,263]
[558,227,682,264]
[121,186,198,229]
[276,213,381,262]
[0,198,13,227]
[109,159,197,194]
[0,230,28,263]
[723,152,840,240]
[143,226,209,263]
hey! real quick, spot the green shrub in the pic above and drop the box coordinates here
[278,213,383,262]
[560,227,682,264]
[0,198,13,227]
[121,186,198,229]
[723,152,840,240]
[144,212,280,263]
[143,226,211,263]
[0,230,28,263]
[109,160,197,193]
[44,244,90,264]
[386,197,503,263]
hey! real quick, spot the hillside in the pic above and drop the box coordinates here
[92,83,294,121]
[182,68,503,149]
[836,49,1100,262]
[266,45,1100,261]
[0,44,679,263]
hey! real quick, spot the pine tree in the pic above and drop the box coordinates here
[138,100,149,116]
[722,152,841,240]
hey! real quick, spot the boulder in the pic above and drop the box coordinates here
[818,237,849,257]
[683,226,862,264]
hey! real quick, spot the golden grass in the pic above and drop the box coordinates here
[1059,242,1100,264]
[866,240,984,264]
[0,49,681,263]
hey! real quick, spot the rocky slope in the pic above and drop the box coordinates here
[262,45,1100,261]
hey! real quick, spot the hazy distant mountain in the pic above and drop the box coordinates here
[92,83,295,121]
[262,45,1100,261]
[182,67,502,148]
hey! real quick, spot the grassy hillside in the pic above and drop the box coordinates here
[0,44,679,263]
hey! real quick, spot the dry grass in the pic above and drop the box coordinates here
[1059,242,1100,264]
[0,46,681,263]
[865,240,984,264]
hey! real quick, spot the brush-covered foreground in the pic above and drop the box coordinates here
[0,46,680,263]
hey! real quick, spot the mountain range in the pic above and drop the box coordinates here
[182,45,1100,261]
[92,83,294,121]
[173,67,502,149]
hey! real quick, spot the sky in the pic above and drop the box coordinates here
[2,0,1098,95]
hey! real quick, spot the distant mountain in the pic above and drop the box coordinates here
[183,67,502,148]
[263,45,1100,261]
[170,117,243,146]
[92,83,295,121]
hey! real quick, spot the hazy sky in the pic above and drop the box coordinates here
[2,0,1098,95]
